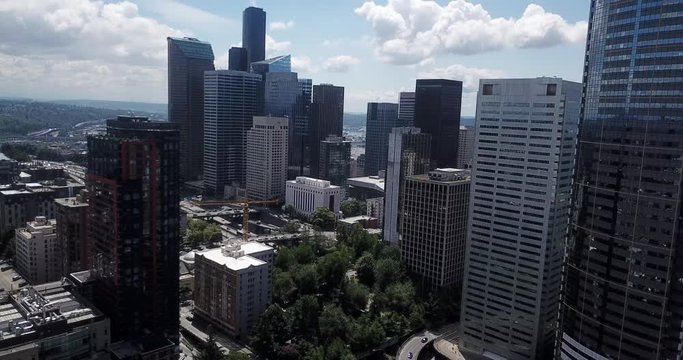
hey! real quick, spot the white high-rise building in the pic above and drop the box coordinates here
[383,127,431,245]
[285,177,342,217]
[15,216,60,284]
[457,125,475,168]
[246,116,288,200]
[459,78,581,360]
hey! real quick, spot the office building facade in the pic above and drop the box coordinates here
[246,116,288,201]
[401,169,470,290]
[242,6,266,67]
[285,177,342,217]
[194,242,274,338]
[203,70,261,197]
[87,116,180,342]
[414,79,463,168]
[364,102,399,177]
[319,136,351,190]
[560,2,683,360]
[457,125,475,168]
[292,78,313,177]
[398,91,415,127]
[167,37,215,181]
[310,84,344,178]
[383,127,431,245]
[459,78,581,360]
[15,216,60,285]
[228,47,248,71]
[55,192,89,276]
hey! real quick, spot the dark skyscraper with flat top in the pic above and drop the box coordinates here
[560,2,683,360]
[364,102,399,177]
[242,6,266,67]
[310,84,344,178]
[87,116,180,343]
[228,47,248,71]
[414,79,462,169]
[167,37,214,181]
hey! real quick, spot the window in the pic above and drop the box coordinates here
[546,84,557,96]
[483,84,493,95]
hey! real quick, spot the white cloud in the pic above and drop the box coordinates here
[0,0,186,102]
[418,64,504,92]
[292,55,315,74]
[322,55,360,73]
[265,34,291,57]
[346,88,401,112]
[270,20,294,31]
[355,0,587,64]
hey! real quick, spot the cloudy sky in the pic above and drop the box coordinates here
[0,0,590,115]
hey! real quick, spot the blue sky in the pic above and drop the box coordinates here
[0,0,590,115]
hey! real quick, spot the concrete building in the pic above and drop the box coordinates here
[0,152,17,184]
[204,70,261,197]
[459,78,580,360]
[400,169,470,290]
[366,197,384,227]
[246,116,288,201]
[15,216,60,285]
[383,127,431,245]
[0,185,55,240]
[457,125,475,169]
[55,191,89,277]
[364,102,399,177]
[194,242,274,338]
[285,177,342,217]
[319,136,351,191]
[398,92,415,127]
[0,281,110,359]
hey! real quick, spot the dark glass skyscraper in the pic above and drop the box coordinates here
[310,84,344,178]
[560,2,683,360]
[242,6,266,67]
[228,47,248,71]
[167,37,214,181]
[414,79,463,169]
[87,116,180,343]
[364,102,399,176]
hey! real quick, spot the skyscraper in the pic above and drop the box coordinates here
[310,84,344,178]
[401,169,470,291]
[364,102,399,177]
[242,6,266,67]
[383,127,431,245]
[319,136,351,190]
[203,70,261,197]
[262,70,301,178]
[398,91,415,127]
[87,116,180,342]
[228,47,248,71]
[55,192,89,276]
[457,125,475,168]
[250,54,292,75]
[459,78,580,360]
[414,79,463,169]
[293,78,312,177]
[246,116,288,201]
[560,2,683,359]
[167,37,215,181]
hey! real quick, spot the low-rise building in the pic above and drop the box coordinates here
[15,216,60,285]
[285,176,342,217]
[194,242,274,339]
[366,197,384,227]
[0,281,110,359]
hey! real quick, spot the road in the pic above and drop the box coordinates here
[179,303,252,357]
[397,330,437,360]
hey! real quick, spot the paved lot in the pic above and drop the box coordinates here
[0,260,25,292]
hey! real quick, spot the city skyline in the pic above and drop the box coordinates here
[0,0,589,115]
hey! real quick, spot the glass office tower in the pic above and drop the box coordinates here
[560,1,683,360]
[242,6,266,67]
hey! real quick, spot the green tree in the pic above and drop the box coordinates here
[292,242,316,264]
[273,271,296,305]
[274,247,297,272]
[318,305,349,340]
[383,281,416,313]
[282,221,301,234]
[294,264,319,295]
[374,258,405,290]
[250,304,292,358]
[355,252,375,287]
[317,246,352,290]
[225,352,250,360]
[324,338,355,360]
[340,199,366,218]
[341,280,369,314]
[291,295,320,336]
[203,223,223,246]
[408,303,426,329]
[312,207,336,231]
[348,316,386,352]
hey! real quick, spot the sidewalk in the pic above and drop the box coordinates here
[434,339,466,360]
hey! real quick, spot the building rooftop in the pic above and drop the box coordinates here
[410,168,471,183]
[0,153,11,162]
[289,177,340,189]
[198,242,271,271]
[168,36,215,60]
[55,196,89,208]
[347,176,385,192]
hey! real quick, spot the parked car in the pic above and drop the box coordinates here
[11,275,21,281]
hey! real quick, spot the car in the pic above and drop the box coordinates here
[408,352,413,359]
[421,337,429,343]
[11,275,21,281]
[0,266,10,272]
[18,281,27,287]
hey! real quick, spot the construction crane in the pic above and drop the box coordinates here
[191,198,282,241]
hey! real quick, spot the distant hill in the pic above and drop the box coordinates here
[49,99,167,116]
[0,99,158,137]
